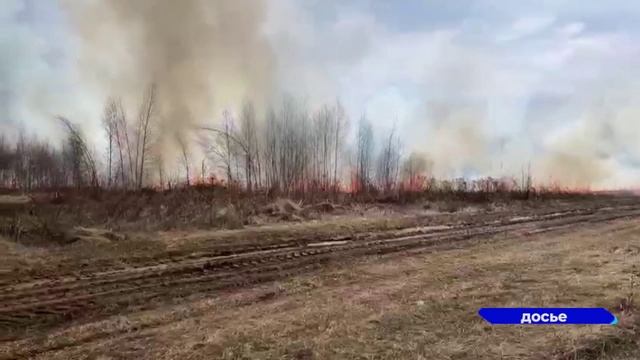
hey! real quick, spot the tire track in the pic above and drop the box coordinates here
[0,206,604,303]
[0,205,614,299]
[1,205,639,341]
[1,205,640,358]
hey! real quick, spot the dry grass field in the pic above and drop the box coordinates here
[1,194,639,359]
[6,1,640,359]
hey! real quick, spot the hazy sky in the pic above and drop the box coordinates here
[3,0,640,188]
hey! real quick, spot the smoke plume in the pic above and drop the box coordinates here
[63,0,275,161]
[3,1,640,189]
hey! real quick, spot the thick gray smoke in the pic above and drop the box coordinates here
[3,0,640,189]
[398,24,640,189]
[533,100,640,189]
[63,0,275,160]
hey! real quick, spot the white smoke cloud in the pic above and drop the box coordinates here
[263,1,640,188]
[3,0,640,188]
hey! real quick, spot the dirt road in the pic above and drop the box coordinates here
[1,199,640,359]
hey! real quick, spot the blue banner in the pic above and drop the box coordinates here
[478,308,617,325]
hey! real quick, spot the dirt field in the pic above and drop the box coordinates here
[1,195,639,359]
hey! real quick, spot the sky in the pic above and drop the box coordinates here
[2,0,640,188]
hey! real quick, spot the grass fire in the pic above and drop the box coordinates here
[1,1,640,359]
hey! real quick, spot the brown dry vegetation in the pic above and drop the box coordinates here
[0,189,626,276]
[0,185,608,234]
[1,208,639,359]
[1,190,639,359]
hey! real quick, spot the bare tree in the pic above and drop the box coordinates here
[376,125,401,193]
[240,101,260,191]
[102,98,119,187]
[262,107,279,191]
[0,135,13,186]
[310,104,336,192]
[58,117,99,188]
[110,99,129,188]
[13,130,28,190]
[105,98,135,188]
[254,97,313,195]
[221,111,236,185]
[120,104,136,187]
[282,97,311,194]
[401,151,430,191]
[333,100,347,191]
[201,111,238,186]
[200,110,259,190]
[355,115,374,193]
[135,84,157,189]
[520,162,532,198]
[0,131,68,190]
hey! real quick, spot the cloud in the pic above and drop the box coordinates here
[0,0,104,144]
[496,15,556,42]
[557,22,585,37]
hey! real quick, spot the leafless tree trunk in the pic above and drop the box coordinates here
[277,97,310,195]
[333,100,346,192]
[355,116,374,193]
[58,116,99,188]
[121,106,136,188]
[221,111,235,185]
[0,135,13,187]
[263,108,279,192]
[200,114,255,190]
[2,133,68,190]
[376,125,401,194]
[102,98,119,188]
[240,101,259,192]
[311,105,334,192]
[135,84,156,189]
[401,151,430,191]
[110,99,129,188]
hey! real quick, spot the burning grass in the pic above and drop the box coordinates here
[0,186,635,283]
[0,181,616,235]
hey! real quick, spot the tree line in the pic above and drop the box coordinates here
[1,87,533,197]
